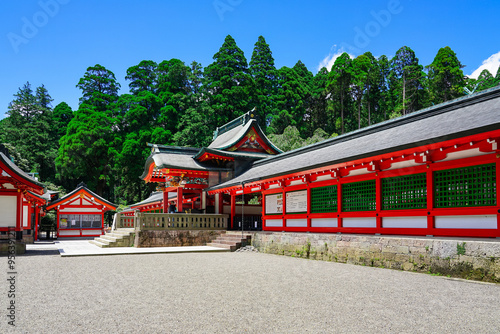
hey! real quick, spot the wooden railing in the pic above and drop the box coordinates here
[117,212,228,231]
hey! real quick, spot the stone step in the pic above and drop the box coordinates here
[212,239,242,246]
[94,238,111,245]
[100,235,122,242]
[226,231,253,237]
[112,230,134,236]
[207,243,236,251]
[217,234,251,240]
[89,239,109,248]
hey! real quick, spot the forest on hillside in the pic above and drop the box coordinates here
[1,35,499,206]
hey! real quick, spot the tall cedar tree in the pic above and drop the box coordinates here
[58,64,121,197]
[389,46,427,116]
[2,82,58,182]
[269,66,309,135]
[426,46,465,103]
[249,36,279,127]
[328,52,352,134]
[307,67,329,135]
[205,35,254,126]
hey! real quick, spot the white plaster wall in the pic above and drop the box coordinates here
[265,219,283,227]
[343,217,377,228]
[435,215,496,229]
[286,219,307,227]
[311,218,337,228]
[383,216,427,228]
[0,196,16,227]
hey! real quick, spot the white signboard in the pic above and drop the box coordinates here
[286,190,307,213]
[265,193,283,214]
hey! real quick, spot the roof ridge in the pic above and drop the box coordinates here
[212,109,256,140]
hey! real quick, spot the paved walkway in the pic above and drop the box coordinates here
[27,239,229,257]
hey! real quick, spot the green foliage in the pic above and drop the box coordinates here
[205,35,255,126]
[426,46,465,103]
[250,35,279,125]
[327,52,352,134]
[389,46,428,117]
[268,126,330,152]
[457,242,466,256]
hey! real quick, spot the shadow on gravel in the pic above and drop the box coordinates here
[22,249,60,256]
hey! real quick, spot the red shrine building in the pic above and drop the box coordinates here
[128,87,500,239]
[0,150,47,243]
[127,110,281,223]
[46,183,117,238]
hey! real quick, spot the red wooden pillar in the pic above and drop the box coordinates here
[375,173,382,232]
[496,159,500,236]
[230,193,236,229]
[177,187,183,212]
[426,163,434,235]
[282,187,286,229]
[56,211,60,238]
[337,181,342,229]
[163,191,169,213]
[218,193,224,215]
[34,206,39,241]
[16,193,22,235]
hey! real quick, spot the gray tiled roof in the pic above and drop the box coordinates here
[210,86,500,190]
[140,145,231,179]
[208,119,252,149]
[208,111,282,153]
[47,183,117,210]
[0,152,44,189]
[121,191,176,212]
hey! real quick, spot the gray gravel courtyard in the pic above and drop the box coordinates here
[2,248,500,333]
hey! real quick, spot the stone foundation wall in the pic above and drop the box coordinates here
[135,230,224,247]
[0,240,26,255]
[251,232,500,283]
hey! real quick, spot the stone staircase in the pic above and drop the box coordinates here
[207,231,252,252]
[89,228,135,248]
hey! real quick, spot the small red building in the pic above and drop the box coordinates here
[0,150,47,246]
[46,183,117,238]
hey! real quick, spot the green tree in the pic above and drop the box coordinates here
[125,60,158,94]
[205,35,254,126]
[76,64,121,112]
[476,69,496,92]
[2,82,57,182]
[269,66,309,135]
[58,65,122,197]
[306,67,329,135]
[389,46,427,116]
[57,104,118,196]
[156,58,191,133]
[426,46,465,103]
[249,35,279,126]
[494,65,500,86]
[327,52,352,134]
[52,102,73,139]
[268,126,305,152]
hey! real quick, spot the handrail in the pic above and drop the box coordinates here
[117,212,228,231]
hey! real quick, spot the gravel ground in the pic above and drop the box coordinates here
[2,249,500,333]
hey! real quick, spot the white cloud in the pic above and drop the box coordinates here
[468,51,500,79]
[318,46,355,72]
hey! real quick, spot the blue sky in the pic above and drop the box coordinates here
[1,0,499,118]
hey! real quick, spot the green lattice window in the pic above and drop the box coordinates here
[342,180,376,212]
[434,163,497,208]
[311,185,338,213]
[382,173,427,210]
